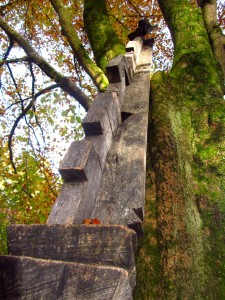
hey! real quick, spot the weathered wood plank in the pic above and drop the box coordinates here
[126,37,143,65]
[106,54,131,86]
[106,82,126,106]
[83,92,121,168]
[48,146,102,224]
[82,91,120,136]
[0,255,132,300]
[136,39,154,73]
[59,140,98,182]
[7,224,137,287]
[90,70,150,237]
[121,73,151,114]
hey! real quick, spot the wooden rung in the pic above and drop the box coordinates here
[126,37,143,64]
[7,224,137,286]
[82,91,120,136]
[83,92,121,169]
[0,255,133,299]
[106,54,131,85]
[59,140,99,182]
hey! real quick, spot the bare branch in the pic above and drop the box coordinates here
[0,16,91,110]
[0,56,31,67]
[8,83,62,173]
[127,0,144,17]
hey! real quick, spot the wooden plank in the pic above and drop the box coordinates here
[0,255,133,300]
[7,224,137,287]
[82,91,121,168]
[126,37,143,65]
[90,71,150,238]
[48,147,102,225]
[106,54,131,86]
[106,82,126,106]
[121,73,151,114]
[136,38,154,72]
[82,92,120,136]
[59,140,98,182]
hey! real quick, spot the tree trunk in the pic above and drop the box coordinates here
[135,0,225,299]
[83,0,125,72]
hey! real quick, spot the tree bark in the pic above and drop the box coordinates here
[83,0,126,72]
[135,0,225,298]
[49,0,109,91]
[202,0,225,80]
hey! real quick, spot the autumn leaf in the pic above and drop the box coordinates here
[83,218,101,225]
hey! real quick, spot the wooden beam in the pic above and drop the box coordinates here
[82,91,120,136]
[48,143,102,224]
[126,37,143,65]
[89,69,151,237]
[0,255,133,299]
[106,54,131,86]
[7,224,137,287]
[59,140,98,182]
[83,91,121,168]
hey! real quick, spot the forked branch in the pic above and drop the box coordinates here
[0,16,91,110]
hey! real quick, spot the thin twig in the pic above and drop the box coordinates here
[0,56,31,67]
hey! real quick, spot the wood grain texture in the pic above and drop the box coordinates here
[47,145,102,224]
[90,71,150,237]
[59,140,97,182]
[82,91,120,136]
[7,224,136,273]
[84,92,121,169]
[0,255,133,300]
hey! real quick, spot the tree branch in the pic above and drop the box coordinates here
[0,16,91,110]
[49,0,109,90]
[8,83,63,173]
[202,0,225,80]
[0,56,31,67]
[83,0,125,72]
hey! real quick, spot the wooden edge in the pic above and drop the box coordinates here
[106,55,131,85]
[0,255,133,299]
[125,37,143,62]
[58,140,98,182]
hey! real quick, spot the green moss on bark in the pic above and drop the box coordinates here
[134,156,161,299]
[83,0,125,72]
[145,50,225,298]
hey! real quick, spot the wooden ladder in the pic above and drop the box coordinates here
[0,38,153,300]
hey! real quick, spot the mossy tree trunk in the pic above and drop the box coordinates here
[135,0,225,299]
[83,0,125,72]
[83,0,225,298]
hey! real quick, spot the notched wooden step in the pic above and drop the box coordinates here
[126,37,143,65]
[7,224,136,267]
[0,255,133,300]
[82,91,121,136]
[106,54,131,85]
[7,224,137,288]
[59,140,99,182]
